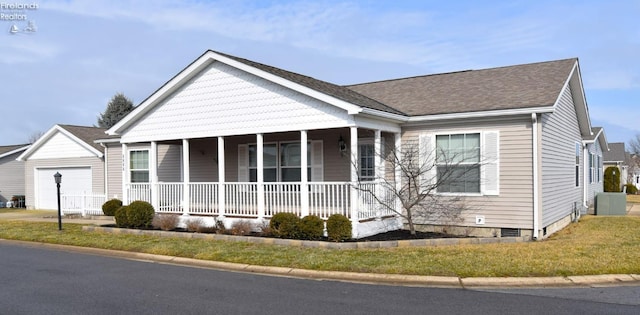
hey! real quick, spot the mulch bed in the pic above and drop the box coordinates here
[100,224,464,242]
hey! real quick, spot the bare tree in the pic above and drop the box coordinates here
[27,130,45,144]
[628,133,640,155]
[355,137,482,236]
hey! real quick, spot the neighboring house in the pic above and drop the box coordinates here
[582,127,607,212]
[0,144,30,207]
[603,142,628,191]
[16,125,118,213]
[99,50,601,240]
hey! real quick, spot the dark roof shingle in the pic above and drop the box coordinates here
[58,125,117,153]
[346,58,577,116]
[603,142,627,163]
[0,144,30,157]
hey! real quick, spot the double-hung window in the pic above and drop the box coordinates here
[280,142,311,182]
[435,133,481,193]
[247,142,311,182]
[358,142,375,181]
[130,150,149,183]
[248,144,277,182]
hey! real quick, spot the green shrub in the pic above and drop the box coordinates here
[114,206,129,228]
[299,215,324,240]
[102,199,122,216]
[269,212,301,239]
[126,200,155,228]
[326,214,352,242]
[625,184,638,195]
[604,167,621,192]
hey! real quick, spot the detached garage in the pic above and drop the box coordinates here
[17,124,116,210]
[34,167,92,210]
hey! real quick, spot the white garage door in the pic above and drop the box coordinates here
[36,167,92,210]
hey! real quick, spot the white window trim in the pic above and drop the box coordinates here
[129,149,150,183]
[247,140,314,182]
[433,131,482,196]
[425,130,499,197]
[358,138,376,181]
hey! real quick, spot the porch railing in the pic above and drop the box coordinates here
[61,192,107,216]
[125,182,397,221]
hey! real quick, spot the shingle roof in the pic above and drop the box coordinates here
[58,125,117,153]
[603,142,627,163]
[584,127,602,141]
[346,58,577,116]
[213,50,405,115]
[0,144,29,157]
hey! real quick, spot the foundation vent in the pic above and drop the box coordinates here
[500,228,521,237]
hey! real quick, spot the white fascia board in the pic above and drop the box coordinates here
[94,138,121,144]
[1,145,30,160]
[554,61,592,136]
[210,52,363,115]
[405,106,554,123]
[16,125,59,161]
[360,108,409,122]
[17,125,103,160]
[107,53,216,135]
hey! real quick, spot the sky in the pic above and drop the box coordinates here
[1,0,639,147]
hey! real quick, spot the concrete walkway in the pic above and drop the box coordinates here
[1,209,640,288]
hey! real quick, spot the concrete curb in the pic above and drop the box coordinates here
[2,238,639,288]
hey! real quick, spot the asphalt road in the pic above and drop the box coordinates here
[0,242,638,314]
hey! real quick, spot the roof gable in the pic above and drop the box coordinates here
[17,125,108,161]
[107,50,404,136]
[603,142,627,163]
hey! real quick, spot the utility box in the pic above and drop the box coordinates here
[595,192,627,215]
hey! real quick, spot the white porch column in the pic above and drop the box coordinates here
[257,133,265,219]
[300,130,309,217]
[150,141,159,211]
[182,139,190,215]
[121,143,128,204]
[374,130,382,220]
[217,136,226,218]
[349,126,359,231]
[394,133,403,221]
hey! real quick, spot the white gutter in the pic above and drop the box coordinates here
[532,113,539,240]
[406,106,555,123]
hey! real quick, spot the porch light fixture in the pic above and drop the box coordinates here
[338,135,347,156]
[53,172,62,231]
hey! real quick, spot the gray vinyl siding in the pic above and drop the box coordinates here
[402,116,534,229]
[0,152,26,203]
[24,157,105,209]
[585,140,603,207]
[189,138,218,182]
[105,144,122,199]
[158,144,182,182]
[541,84,583,227]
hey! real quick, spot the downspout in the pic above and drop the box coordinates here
[531,113,539,240]
[101,143,109,199]
[583,144,589,211]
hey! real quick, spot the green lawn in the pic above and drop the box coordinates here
[1,214,639,277]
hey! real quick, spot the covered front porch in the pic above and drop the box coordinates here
[121,127,403,238]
